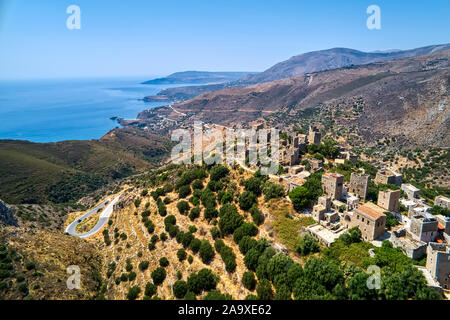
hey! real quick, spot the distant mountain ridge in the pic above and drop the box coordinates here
[240,44,450,84]
[140,49,450,149]
[142,71,257,85]
[151,44,450,101]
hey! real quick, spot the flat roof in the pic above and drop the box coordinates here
[402,184,420,191]
[356,204,386,220]
[323,172,343,178]
[307,224,344,244]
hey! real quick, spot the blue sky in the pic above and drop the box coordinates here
[0,0,449,79]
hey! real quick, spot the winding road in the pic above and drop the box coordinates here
[65,194,121,239]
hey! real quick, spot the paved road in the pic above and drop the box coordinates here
[65,194,121,239]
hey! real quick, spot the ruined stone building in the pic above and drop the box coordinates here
[435,195,450,209]
[308,126,322,145]
[308,158,323,171]
[410,214,439,243]
[401,183,420,200]
[312,196,332,222]
[426,243,450,290]
[349,173,370,201]
[321,173,344,200]
[374,168,402,186]
[391,228,427,260]
[377,189,400,212]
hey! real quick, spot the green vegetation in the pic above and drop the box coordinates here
[289,173,323,210]
[0,129,170,204]
[214,240,237,273]
[127,286,141,300]
[199,240,215,264]
[296,234,319,256]
[218,204,243,235]
[151,267,166,285]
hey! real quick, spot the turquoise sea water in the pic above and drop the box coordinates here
[0,77,178,143]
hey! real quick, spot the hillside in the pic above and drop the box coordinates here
[0,227,103,300]
[0,127,172,204]
[143,50,449,149]
[48,163,439,301]
[145,44,450,102]
[240,44,450,84]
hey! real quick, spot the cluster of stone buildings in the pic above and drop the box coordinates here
[306,171,389,245]
[303,166,450,293]
[232,122,450,294]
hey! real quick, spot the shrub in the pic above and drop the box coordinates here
[238,236,258,255]
[126,262,133,272]
[239,191,257,211]
[177,249,187,261]
[192,180,204,190]
[210,227,221,240]
[189,238,201,253]
[128,271,137,281]
[177,201,190,215]
[221,192,233,204]
[189,207,201,221]
[151,267,166,286]
[242,271,257,291]
[199,240,215,264]
[184,291,196,300]
[157,199,167,216]
[256,279,273,300]
[18,283,28,294]
[210,165,229,181]
[244,177,262,196]
[204,207,219,221]
[164,215,177,228]
[139,261,149,271]
[244,248,260,271]
[181,232,194,248]
[145,282,157,297]
[178,185,192,199]
[262,182,285,201]
[173,280,188,299]
[219,204,243,235]
[187,268,218,294]
[203,290,232,300]
[265,253,294,282]
[127,286,141,300]
[168,224,179,238]
[296,235,320,255]
[385,212,399,230]
[250,205,265,225]
[233,222,258,243]
[159,257,169,268]
[338,227,361,245]
[25,262,36,270]
[289,186,310,210]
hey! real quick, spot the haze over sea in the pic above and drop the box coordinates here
[0,77,180,143]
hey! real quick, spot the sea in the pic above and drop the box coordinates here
[0,77,183,143]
